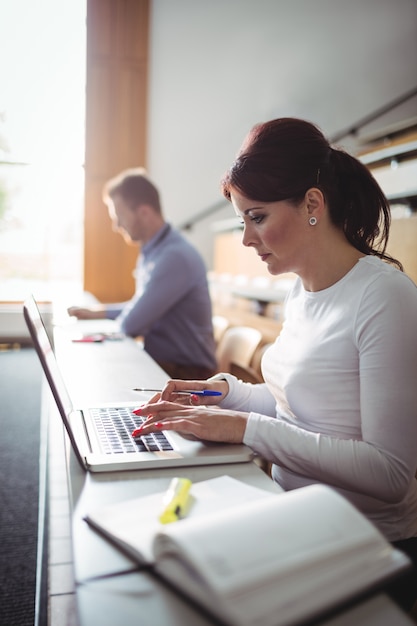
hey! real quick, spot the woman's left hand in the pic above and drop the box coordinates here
[132,400,248,444]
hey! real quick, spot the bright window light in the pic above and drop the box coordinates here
[0,0,86,301]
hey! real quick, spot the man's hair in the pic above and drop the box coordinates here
[103,167,161,213]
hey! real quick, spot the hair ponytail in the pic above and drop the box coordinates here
[324,149,402,269]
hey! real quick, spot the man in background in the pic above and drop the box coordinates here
[68,168,217,380]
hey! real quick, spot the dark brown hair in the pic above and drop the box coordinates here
[103,167,162,214]
[221,118,402,269]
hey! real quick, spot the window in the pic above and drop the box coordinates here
[0,0,86,302]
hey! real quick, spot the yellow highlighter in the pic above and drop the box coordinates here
[159,477,192,524]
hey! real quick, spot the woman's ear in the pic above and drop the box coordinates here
[305,187,325,219]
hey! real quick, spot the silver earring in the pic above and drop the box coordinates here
[309,216,317,226]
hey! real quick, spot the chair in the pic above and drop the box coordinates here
[212,315,230,346]
[250,342,273,382]
[230,362,263,384]
[216,325,262,375]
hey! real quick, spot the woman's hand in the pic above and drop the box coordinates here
[133,401,248,444]
[158,378,229,406]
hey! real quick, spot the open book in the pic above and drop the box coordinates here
[85,476,410,626]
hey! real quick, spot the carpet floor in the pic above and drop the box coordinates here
[0,347,43,626]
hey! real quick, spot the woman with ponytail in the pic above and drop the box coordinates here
[136,118,417,610]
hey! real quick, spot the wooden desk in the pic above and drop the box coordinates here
[231,281,293,316]
[45,319,415,626]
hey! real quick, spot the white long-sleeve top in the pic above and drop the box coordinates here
[220,257,417,541]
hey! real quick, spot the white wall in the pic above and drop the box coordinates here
[147,0,417,269]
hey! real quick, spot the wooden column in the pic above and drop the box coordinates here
[84,0,149,302]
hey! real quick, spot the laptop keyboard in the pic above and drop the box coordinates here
[90,407,173,454]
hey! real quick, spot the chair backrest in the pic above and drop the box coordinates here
[216,325,262,374]
[212,315,230,346]
[251,342,273,380]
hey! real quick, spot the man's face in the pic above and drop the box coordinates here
[107,194,142,243]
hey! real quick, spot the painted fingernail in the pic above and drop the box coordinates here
[133,407,142,415]
[155,422,163,429]
[132,427,143,437]
[191,394,199,402]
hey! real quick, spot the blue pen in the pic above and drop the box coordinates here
[133,388,222,397]
[182,390,222,397]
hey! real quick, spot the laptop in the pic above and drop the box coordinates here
[23,295,254,472]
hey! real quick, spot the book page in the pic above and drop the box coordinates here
[152,484,395,600]
[85,475,276,564]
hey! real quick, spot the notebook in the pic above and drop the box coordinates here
[23,295,254,472]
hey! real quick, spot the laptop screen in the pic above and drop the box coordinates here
[23,296,81,456]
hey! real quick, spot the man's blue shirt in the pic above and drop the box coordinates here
[106,224,216,371]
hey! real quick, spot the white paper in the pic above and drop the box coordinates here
[85,475,275,564]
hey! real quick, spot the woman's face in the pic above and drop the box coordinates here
[230,188,310,276]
